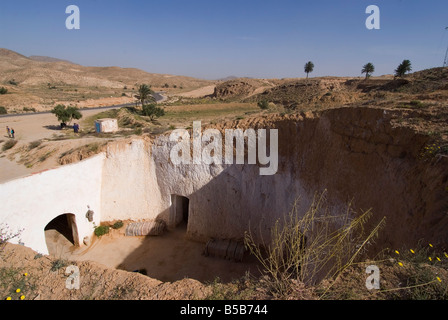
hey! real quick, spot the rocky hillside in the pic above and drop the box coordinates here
[211,67,448,111]
[212,78,278,101]
[0,48,211,89]
[0,48,213,112]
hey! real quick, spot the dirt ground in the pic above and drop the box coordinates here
[175,85,216,98]
[46,222,261,284]
[0,107,120,183]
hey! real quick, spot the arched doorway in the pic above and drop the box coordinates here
[44,214,79,256]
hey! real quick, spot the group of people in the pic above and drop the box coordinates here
[6,126,15,138]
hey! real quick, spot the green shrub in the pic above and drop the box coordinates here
[142,104,165,120]
[112,221,124,230]
[0,87,8,95]
[0,106,7,115]
[94,225,110,237]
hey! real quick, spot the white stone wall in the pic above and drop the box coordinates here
[149,135,311,243]
[100,139,165,222]
[0,154,105,255]
[0,135,311,255]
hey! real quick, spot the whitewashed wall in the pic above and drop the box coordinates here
[0,136,312,255]
[100,139,165,222]
[0,154,105,255]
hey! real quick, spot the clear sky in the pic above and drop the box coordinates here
[1,0,447,80]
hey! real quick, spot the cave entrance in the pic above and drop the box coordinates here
[44,214,79,256]
[170,195,190,228]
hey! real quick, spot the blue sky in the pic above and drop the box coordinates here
[1,0,447,79]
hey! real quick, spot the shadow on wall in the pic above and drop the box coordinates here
[114,159,310,283]
[114,107,448,283]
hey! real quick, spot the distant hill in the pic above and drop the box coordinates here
[217,76,239,82]
[0,48,214,112]
[29,55,77,65]
[0,48,212,89]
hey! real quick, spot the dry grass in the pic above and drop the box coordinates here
[244,191,386,297]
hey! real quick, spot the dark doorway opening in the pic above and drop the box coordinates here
[45,214,79,256]
[170,195,190,228]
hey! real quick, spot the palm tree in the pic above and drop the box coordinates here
[135,84,155,107]
[361,63,375,79]
[394,60,412,78]
[304,61,314,79]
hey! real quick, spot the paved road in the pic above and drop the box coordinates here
[0,92,166,119]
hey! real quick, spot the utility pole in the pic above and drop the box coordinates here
[444,27,448,67]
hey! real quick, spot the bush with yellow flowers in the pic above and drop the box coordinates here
[1,269,34,301]
[420,143,442,160]
[384,242,448,300]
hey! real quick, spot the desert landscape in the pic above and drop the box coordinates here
[1,43,448,303]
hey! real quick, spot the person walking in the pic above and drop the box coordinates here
[6,126,10,138]
[10,128,15,139]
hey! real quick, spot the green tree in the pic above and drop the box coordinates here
[304,61,314,79]
[142,103,165,120]
[51,104,82,127]
[361,62,375,79]
[395,59,412,78]
[135,84,155,107]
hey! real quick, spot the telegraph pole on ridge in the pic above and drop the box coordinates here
[444,27,448,67]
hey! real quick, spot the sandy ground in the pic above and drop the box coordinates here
[0,107,120,183]
[45,223,260,284]
[176,85,216,98]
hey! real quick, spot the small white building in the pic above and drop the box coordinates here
[95,118,118,133]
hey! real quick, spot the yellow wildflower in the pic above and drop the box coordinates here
[437,257,441,262]
[429,257,433,262]
[410,249,415,254]
[23,273,28,277]
[395,250,400,255]
[429,243,434,248]
[445,252,448,258]
[437,277,442,283]
[15,288,21,293]
[398,262,404,267]
[6,297,11,300]
[20,295,25,300]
